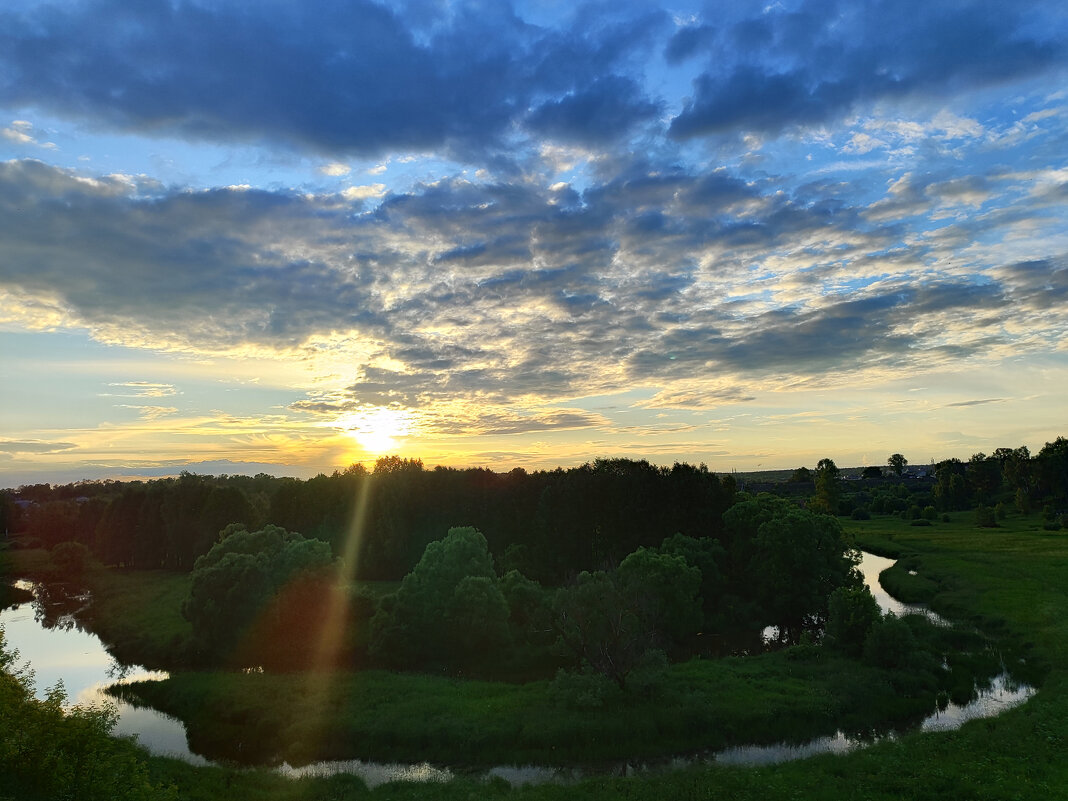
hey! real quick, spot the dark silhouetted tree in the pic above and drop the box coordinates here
[887,453,908,477]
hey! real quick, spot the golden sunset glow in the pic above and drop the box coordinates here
[337,407,415,456]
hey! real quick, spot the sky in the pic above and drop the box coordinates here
[1,0,1067,486]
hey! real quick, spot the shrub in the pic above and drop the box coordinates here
[863,614,917,670]
[50,540,90,580]
[549,665,620,709]
[851,507,871,521]
[825,586,881,657]
[975,504,998,528]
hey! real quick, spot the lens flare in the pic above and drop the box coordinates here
[297,473,374,758]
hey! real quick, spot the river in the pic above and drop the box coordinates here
[0,551,1035,787]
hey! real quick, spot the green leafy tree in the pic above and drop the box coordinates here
[824,585,881,656]
[932,458,969,510]
[50,541,91,581]
[552,548,701,689]
[617,547,703,645]
[863,613,919,670]
[811,458,841,515]
[182,524,333,660]
[887,453,908,477]
[659,532,726,625]
[369,527,511,669]
[1037,436,1068,502]
[499,568,552,646]
[967,453,1002,504]
[724,495,859,641]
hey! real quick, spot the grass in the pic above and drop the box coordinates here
[80,568,195,669]
[115,643,957,769]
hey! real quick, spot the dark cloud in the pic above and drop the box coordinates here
[626,281,1008,379]
[0,0,664,157]
[999,257,1068,310]
[526,75,661,144]
[670,0,1065,138]
[944,398,1007,408]
[664,23,716,64]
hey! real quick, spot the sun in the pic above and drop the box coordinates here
[337,407,413,455]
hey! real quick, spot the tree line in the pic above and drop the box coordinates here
[2,457,736,583]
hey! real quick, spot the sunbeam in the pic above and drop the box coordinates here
[298,471,375,755]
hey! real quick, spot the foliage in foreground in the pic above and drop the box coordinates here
[0,630,176,801]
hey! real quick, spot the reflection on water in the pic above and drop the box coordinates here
[0,552,1037,785]
[280,759,452,789]
[921,672,1031,732]
[714,672,1033,766]
[858,552,951,625]
[0,580,207,765]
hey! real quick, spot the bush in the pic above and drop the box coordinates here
[923,506,938,521]
[50,540,90,580]
[825,586,881,657]
[549,665,621,709]
[975,504,998,528]
[627,648,669,698]
[851,507,871,521]
[863,614,917,670]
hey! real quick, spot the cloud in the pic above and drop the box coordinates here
[104,382,179,398]
[0,0,665,158]
[1,119,56,149]
[342,184,387,201]
[669,0,1064,139]
[943,398,1007,408]
[435,409,607,436]
[319,162,351,177]
[526,75,661,144]
[118,405,180,420]
[3,157,1067,420]
[0,439,78,455]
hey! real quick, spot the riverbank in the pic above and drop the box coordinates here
[113,634,975,769]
